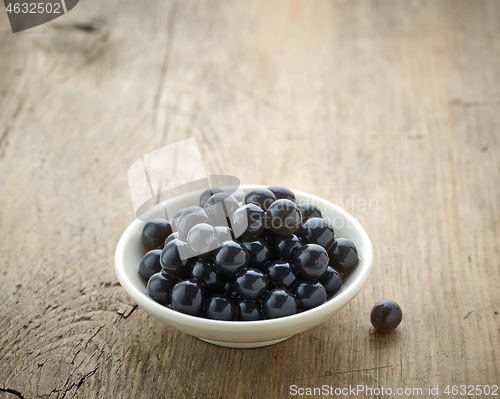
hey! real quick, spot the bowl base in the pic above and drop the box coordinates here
[198,336,291,348]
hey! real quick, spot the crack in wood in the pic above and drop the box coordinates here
[0,387,25,399]
[112,303,138,325]
[83,325,104,350]
[36,366,100,399]
[75,367,99,387]
[123,304,138,318]
[65,367,99,397]
[464,310,474,319]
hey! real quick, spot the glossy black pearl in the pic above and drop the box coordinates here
[186,223,219,255]
[328,238,359,274]
[190,259,225,293]
[171,279,206,316]
[204,293,236,320]
[267,199,302,235]
[176,206,209,239]
[262,260,298,290]
[298,203,322,221]
[213,240,250,277]
[236,299,263,321]
[141,219,173,250]
[262,288,299,319]
[204,192,240,226]
[267,185,296,202]
[164,231,180,247]
[319,266,343,295]
[234,268,269,300]
[230,204,266,239]
[199,187,224,207]
[146,272,178,306]
[297,217,336,251]
[240,237,271,269]
[244,188,276,211]
[291,244,329,280]
[370,300,403,333]
[270,234,302,261]
[160,239,191,279]
[138,249,162,282]
[293,281,327,310]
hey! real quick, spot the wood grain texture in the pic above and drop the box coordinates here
[1,0,499,398]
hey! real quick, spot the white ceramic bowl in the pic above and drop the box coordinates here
[114,185,373,348]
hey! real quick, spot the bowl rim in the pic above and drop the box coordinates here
[114,185,373,332]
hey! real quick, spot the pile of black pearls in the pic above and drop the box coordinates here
[138,186,360,321]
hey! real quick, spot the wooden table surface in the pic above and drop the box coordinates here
[1,1,499,398]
